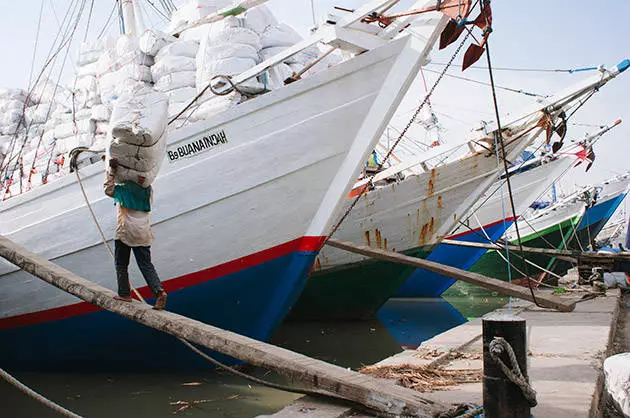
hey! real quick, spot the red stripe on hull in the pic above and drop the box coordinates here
[0,236,326,330]
[447,216,517,240]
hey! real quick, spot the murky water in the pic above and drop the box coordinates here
[3,284,506,418]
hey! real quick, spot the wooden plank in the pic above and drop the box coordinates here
[0,235,448,417]
[326,238,577,312]
[440,239,630,264]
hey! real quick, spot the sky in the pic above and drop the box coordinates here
[0,0,628,193]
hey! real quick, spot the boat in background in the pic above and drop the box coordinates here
[470,173,629,283]
[395,152,574,297]
[287,62,629,320]
[0,0,457,370]
[396,119,625,297]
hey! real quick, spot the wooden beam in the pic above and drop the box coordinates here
[441,239,578,262]
[0,235,448,417]
[326,238,576,312]
[440,239,630,264]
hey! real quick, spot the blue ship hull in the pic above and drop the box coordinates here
[394,220,514,298]
[0,246,318,371]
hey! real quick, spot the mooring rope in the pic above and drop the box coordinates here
[0,367,82,418]
[488,337,538,406]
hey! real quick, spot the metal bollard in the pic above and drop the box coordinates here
[483,313,530,418]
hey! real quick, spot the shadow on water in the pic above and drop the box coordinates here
[3,283,505,417]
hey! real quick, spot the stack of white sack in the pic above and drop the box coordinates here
[107,86,169,187]
[257,22,345,90]
[74,39,110,110]
[23,78,74,153]
[167,0,234,34]
[149,37,200,119]
[97,35,154,105]
[191,17,262,122]
[0,88,30,136]
[46,108,97,154]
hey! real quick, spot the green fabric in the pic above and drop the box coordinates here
[114,182,151,212]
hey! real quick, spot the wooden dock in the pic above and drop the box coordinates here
[265,288,622,418]
[0,235,455,417]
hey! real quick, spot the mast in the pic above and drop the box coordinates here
[121,0,137,35]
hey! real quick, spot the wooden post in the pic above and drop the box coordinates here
[0,235,448,417]
[482,314,530,418]
[326,238,576,312]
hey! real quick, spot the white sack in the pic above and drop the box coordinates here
[209,26,261,50]
[151,56,196,82]
[154,71,196,92]
[139,30,176,56]
[74,75,98,91]
[55,134,94,154]
[54,119,95,139]
[109,133,167,172]
[110,87,169,146]
[77,61,101,77]
[202,43,259,61]
[155,40,199,60]
[94,122,109,135]
[113,157,162,187]
[91,104,111,122]
[178,23,212,43]
[187,92,241,122]
[244,5,278,35]
[77,50,102,67]
[260,23,302,49]
[263,63,293,90]
[164,87,197,104]
[605,353,630,416]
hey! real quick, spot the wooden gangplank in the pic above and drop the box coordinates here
[0,235,449,417]
[327,238,576,312]
[440,239,630,265]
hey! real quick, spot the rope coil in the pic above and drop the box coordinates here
[488,337,537,407]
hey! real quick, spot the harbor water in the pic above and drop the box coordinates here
[3,284,506,417]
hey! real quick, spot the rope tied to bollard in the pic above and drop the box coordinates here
[489,337,538,407]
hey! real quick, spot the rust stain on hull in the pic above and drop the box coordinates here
[427,168,437,196]
[375,229,383,248]
[364,230,371,247]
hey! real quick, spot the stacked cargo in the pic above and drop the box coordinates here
[107,85,169,187]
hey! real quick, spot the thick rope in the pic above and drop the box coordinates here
[488,337,537,406]
[0,367,82,418]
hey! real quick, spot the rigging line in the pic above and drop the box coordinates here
[26,0,46,93]
[426,62,601,73]
[1,0,87,187]
[144,0,170,21]
[422,68,548,98]
[49,0,78,72]
[480,1,542,309]
[97,2,118,39]
[379,30,473,168]
[83,0,95,41]
[310,0,317,27]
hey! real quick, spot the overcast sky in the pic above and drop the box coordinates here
[1,0,628,194]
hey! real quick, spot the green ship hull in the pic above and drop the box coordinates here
[469,215,581,282]
[287,246,431,321]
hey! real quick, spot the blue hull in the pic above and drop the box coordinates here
[377,298,467,348]
[0,249,317,371]
[578,193,627,238]
[394,220,514,298]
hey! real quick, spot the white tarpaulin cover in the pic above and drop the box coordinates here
[605,353,630,416]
